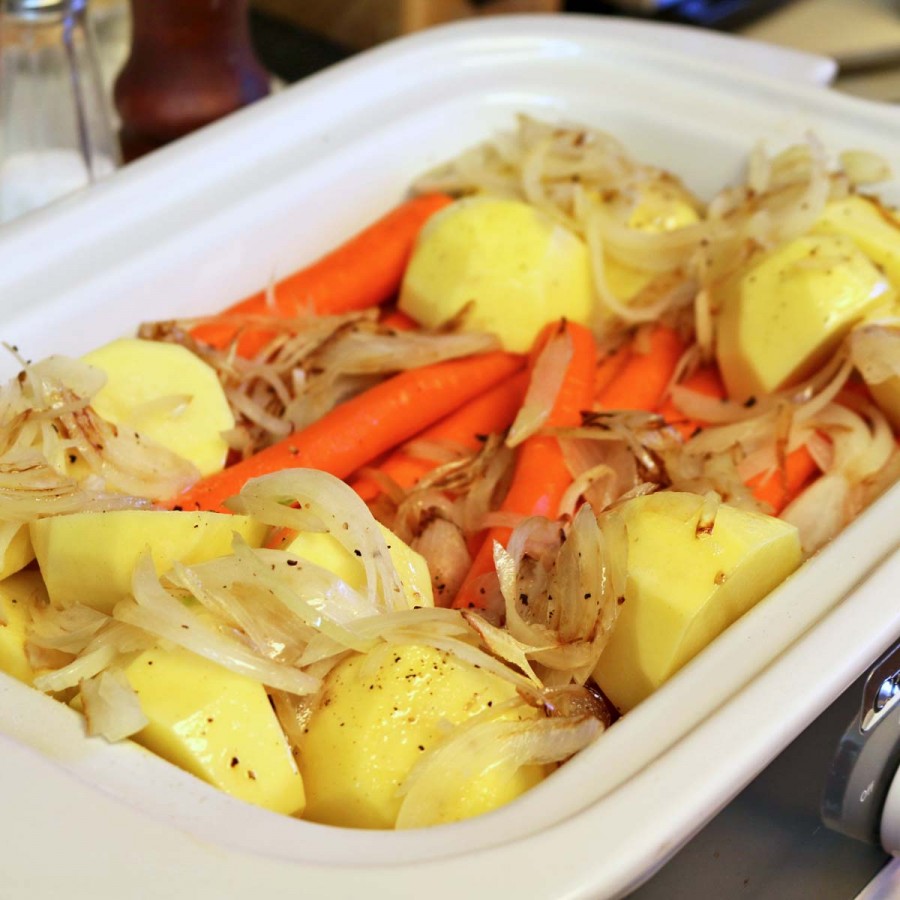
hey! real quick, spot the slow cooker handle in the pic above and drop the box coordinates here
[821,638,900,845]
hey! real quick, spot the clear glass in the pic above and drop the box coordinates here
[0,0,120,224]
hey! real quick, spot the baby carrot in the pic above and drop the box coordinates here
[595,324,685,412]
[352,370,530,503]
[452,321,598,610]
[593,342,632,397]
[165,350,523,513]
[656,365,725,440]
[192,193,453,356]
[746,446,818,514]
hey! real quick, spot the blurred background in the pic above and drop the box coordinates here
[2,0,899,223]
[89,0,900,104]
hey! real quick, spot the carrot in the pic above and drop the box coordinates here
[378,309,418,332]
[165,351,523,513]
[352,370,530,503]
[657,364,819,514]
[452,321,598,610]
[191,193,453,356]
[593,342,632,397]
[595,324,685,412]
[746,446,818,514]
[656,365,725,440]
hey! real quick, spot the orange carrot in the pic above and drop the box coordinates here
[452,321,598,610]
[595,324,685,412]
[378,309,418,332]
[165,351,523,513]
[746,446,818,514]
[192,193,453,356]
[352,370,530,503]
[593,342,632,397]
[656,365,725,440]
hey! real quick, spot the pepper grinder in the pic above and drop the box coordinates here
[0,0,119,224]
[113,0,270,162]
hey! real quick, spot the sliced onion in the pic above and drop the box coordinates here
[230,468,407,613]
[115,553,321,696]
[850,322,900,385]
[839,150,892,186]
[507,325,572,448]
[395,702,601,829]
[781,472,852,554]
[81,668,149,742]
[461,609,545,686]
[411,517,471,608]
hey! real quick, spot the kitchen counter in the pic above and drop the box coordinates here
[740,0,900,101]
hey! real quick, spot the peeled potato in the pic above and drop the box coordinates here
[0,521,34,582]
[126,645,305,815]
[399,196,594,352]
[30,509,268,614]
[813,195,900,288]
[82,338,233,476]
[0,569,47,686]
[296,644,546,829]
[593,492,802,713]
[715,234,893,402]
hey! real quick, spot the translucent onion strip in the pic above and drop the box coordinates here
[115,554,321,696]
[395,702,601,829]
[81,668,149,742]
[231,469,407,613]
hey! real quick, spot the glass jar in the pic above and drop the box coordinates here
[0,0,119,224]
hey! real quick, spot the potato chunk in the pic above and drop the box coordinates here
[715,234,893,402]
[0,569,47,685]
[0,521,34,582]
[593,492,802,713]
[399,197,593,352]
[125,645,305,815]
[82,338,234,477]
[297,644,545,829]
[30,509,268,614]
[813,195,900,288]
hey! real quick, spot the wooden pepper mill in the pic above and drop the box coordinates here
[114,0,270,161]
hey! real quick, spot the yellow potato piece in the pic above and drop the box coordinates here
[399,196,593,352]
[297,644,545,829]
[0,520,34,582]
[813,195,900,288]
[82,338,234,477]
[30,509,268,614]
[278,523,434,608]
[715,234,893,402]
[0,569,47,685]
[125,645,304,815]
[593,492,802,713]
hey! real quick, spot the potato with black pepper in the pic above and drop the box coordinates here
[296,643,546,829]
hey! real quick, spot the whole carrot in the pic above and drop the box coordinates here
[166,351,523,513]
[352,370,530,503]
[192,193,453,356]
[595,324,685,412]
[452,321,598,610]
